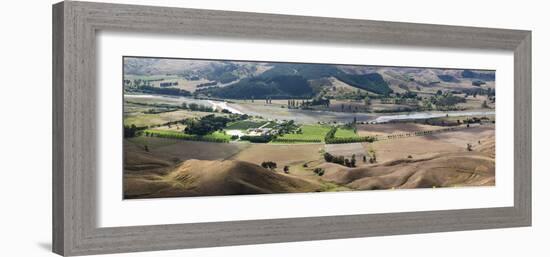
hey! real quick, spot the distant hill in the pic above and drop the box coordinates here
[437,74,460,83]
[124,57,496,99]
[124,57,213,75]
[260,63,342,80]
[198,62,392,98]
[462,70,495,81]
[201,75,314,99]
[335,73,392,95]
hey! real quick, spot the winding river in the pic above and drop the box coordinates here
[124,94,495,124]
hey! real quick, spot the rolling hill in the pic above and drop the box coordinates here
[124,57,496,99]
[124,159,320,198]
[319,138,495,189]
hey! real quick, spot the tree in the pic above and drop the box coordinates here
[283,165,289,173]
[313,168,325,176]
[261,161,277,170]
[188,103,199,111]
[364,95,370,106]
[124,124,140,138]
[184,114,230,135]
[323,152,334,162]
[336,156,345,165]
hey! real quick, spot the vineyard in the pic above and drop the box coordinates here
[273,125,331,143]
[334,128,359,138]
[225,120,268,130]
[324,126,375,144]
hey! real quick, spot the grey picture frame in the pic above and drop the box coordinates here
[52,1,531,256]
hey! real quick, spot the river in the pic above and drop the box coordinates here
[124,94,494,123]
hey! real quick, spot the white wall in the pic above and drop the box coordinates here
[0,0,547,256]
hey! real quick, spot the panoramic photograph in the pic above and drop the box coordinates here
[123,56,496,199]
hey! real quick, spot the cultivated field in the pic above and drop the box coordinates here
[368,125,494,163]
[356,123,447,137]
[274,125,331,143]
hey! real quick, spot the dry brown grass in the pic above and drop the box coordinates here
[321,151,494,190]
[357,123,446,137]
[124,137,247,175]
[230,143,324,169]
[317,127,495,190]
[366,125,494,163]
[125,159,320,198]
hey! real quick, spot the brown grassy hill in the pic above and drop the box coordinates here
[124,159,320,199]
[321,150,494,190]
[474,135,496,158]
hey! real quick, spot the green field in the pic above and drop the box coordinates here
[144,129,232,143]
[334,128,359,138]
[272,125,331,143]
[225,120,267,130]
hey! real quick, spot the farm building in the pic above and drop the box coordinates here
[159,81,178,87]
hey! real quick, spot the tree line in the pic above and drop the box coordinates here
[323,152,358,168]
[144,130,229,143]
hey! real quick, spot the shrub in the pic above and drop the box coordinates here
[313,168,325,176]
[324,152,334,162]
[240,135,273,143]
[261,161,277,170]
[283,165,290,173]
[325,136,376,144]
